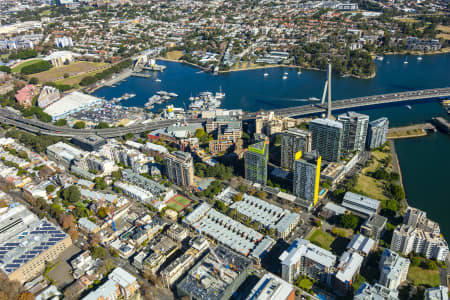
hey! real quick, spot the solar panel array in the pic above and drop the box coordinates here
[0,219,67,274]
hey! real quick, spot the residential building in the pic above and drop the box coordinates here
[229,193,300,239]
[82,267,139,300]
[346,234,376,258]
[341,192,381,218]
[78,217,100,234]
[164,151,194,187]
[245,140,269,184]
[335,251,364,294]
[161,236,208,288]
[391,207,448,261]
[309,118,343,162]
[166,223,188,242]
[379,249,410,290]
[280,128,312,170]
[37,86,60,108]
[55,36,73,48]
[354,283,399,300]
[0,204,72,283]
[279,238,336,285]
[391,224,449,261]
[47,141,86,168]
[246,273,295,300]
[425,286,449,300]
[366,117,389,149]
[177,245,253,300]
[292,150,321,206]
[15,84,39,108]
[361,214,388,241]
[72,135,107,152]
[337,111,369,152]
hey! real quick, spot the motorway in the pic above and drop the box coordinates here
[1,87,449,138]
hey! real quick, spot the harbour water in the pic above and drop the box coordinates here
[93,54,450,239]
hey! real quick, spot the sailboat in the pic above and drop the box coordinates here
[404,57,408,64]
[297,68,302,75]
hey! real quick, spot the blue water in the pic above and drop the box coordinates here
[94,54,450,239]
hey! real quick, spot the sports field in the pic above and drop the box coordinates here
[165,194,192,212]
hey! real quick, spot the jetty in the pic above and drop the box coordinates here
[431,117,450,134]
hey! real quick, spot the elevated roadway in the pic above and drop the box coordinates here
[1,87,449,138]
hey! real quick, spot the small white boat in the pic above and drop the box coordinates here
[282,75,287,80]
[417,56,423,61]
[308,97,320,101]
[264,72,269,77]
[297,69,301,75]
[406,105,412,110]
[284,72,288,75]
[155,79,161,82]
[404,58,408,64]
[376,56,384,61]
[169,92,178,97]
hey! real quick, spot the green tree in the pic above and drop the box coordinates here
[73,121,86,129]
[46,184,56,193]
[97,207,108,219]
[95,122,109,129]
[94,177,107,190]
[54,119,67,126]
[60,185,81,204]
[340,213,358,229]
[29,77,39,84]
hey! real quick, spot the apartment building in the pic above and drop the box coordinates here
[292,151,321,206]
[279,238,336,285]
[246,273,295,300]
[391,207,448,261]
[164,151,194,187]
[82,267,139,300]
[280,128,312,170]
[309,118,343,162]
[366,117,389,149]
[354,283,399,300]
[379,249,410,290]
[245,140,269,185]
[337,111,369,152]
[341,192,381,218]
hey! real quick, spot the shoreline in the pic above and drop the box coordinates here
[158,57,375,79]
[388,140,408,208]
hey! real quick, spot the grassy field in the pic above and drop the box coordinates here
[166,201,184,212]
[387,128,425,138]
[165,51,184,60]
[56,67,108,86]
[437,25,450,41]
[11,59,43,73]
[355,149,392,201]
[174,195,191,206]
[407,266,441,287]
[307,228,335,250]
[356,175,388,201]
[33,61,109,83]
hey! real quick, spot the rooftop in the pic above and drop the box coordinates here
[310,118,343,129]
[0,204,68,275]
[246,273,295,300]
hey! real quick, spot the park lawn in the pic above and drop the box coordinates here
[334,227,354,238]
[356,174,388,201]
[11,58,43,73]
[56,67,108,86]
[407,266,441,287]
[387,128,425,138]
[174,195,191,206]
[165,51,184,60]
[33,61,109,83]
[166,201,184,212]
[307,229,335,251]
